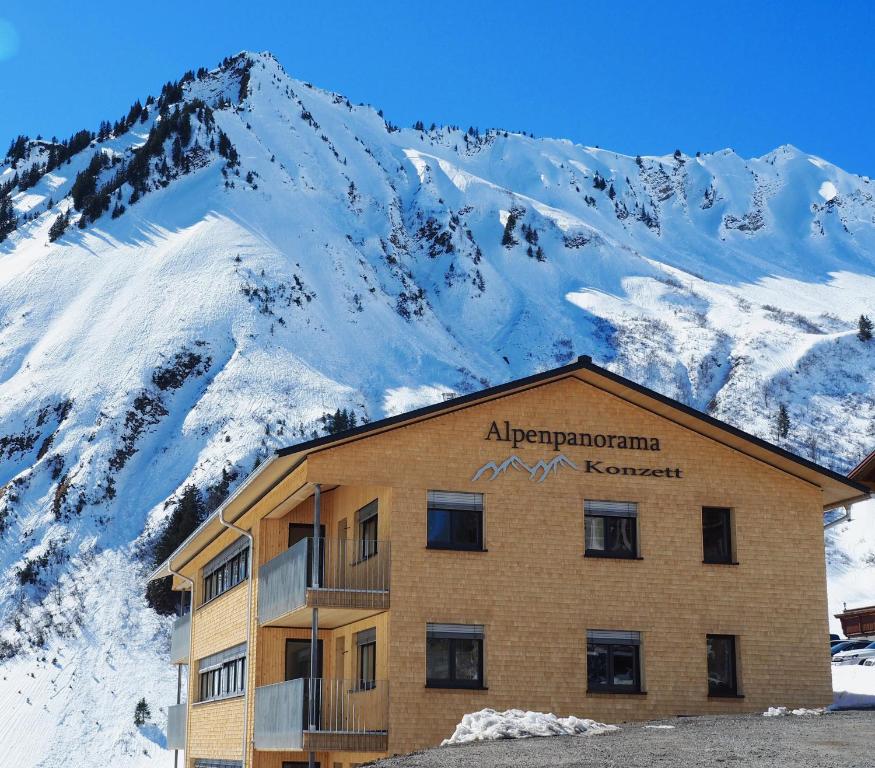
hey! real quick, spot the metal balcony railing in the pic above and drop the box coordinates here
[169,612,190,664]
[258,538,390,625]
[166,702,186,750]
[254,678,388,752]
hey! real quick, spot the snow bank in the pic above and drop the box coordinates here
[441,708,618,745]
[831,664,875,710]
[763,706,824,717]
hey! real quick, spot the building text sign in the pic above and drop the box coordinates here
[475,420,683,483]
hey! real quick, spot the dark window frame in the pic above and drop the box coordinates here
[358,638,376,690]
[584,501,638,559]
[707,634,739,697]
[427,491,484,551]
[357,500,379,561]
[702,507,735,564]
[586,631,642,694]
[426,625,485,689]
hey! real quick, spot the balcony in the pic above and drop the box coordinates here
[166,702,186,750]
[258,538,390,628]
[254,678,388,753]
[169,612,191,664]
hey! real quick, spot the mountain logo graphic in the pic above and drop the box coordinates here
[472,454,579,483]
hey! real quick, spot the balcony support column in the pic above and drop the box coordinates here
[309,483,321,768]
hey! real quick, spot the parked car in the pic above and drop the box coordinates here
[830,639,870,656]
[832,640,875,665]
[830,633,842,642]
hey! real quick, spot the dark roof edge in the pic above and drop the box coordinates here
[849,449,875,481]
[275,357,585,457]
[275,355,870,495]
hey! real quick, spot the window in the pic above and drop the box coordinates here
[427,491,484,550]
[357,500,378,560]
[586,630,642,693]
[584,501,638,558]
[702,507,734,564]
[357,628,376,690]
[195,761,242,768]
[426,624,484,689]
[198,644,246,702]
[202,537,249,604]
[707,634,739,697]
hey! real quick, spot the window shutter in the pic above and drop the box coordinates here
[427,623,484,640]
[587,629,641,645]
[203,536,249,578]
[198,642,247,672]
[357,500,378,522]
[427,491,483,511]
[584,500,637,517]
[356,627,376,646]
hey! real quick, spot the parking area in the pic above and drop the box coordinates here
[375,711,875,768]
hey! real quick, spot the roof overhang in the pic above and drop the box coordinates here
[849,449,875,492]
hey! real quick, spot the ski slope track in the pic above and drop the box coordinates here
[0,52,873,765]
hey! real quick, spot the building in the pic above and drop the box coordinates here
[148,355,869,768]
[833,450,875,640]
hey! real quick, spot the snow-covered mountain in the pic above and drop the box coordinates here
[0,51,873,765]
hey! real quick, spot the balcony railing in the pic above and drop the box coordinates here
[258,538,390,626]
[169,612,191,664]
[254,678,388,752]
[166,702,186,750]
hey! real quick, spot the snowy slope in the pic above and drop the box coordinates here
[0,51,873,765]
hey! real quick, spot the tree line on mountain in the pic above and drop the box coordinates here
[6,59,253,242]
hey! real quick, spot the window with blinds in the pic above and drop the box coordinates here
[586,629,642,693]
[197,643,247,703]
[195,761,243,768]
[202,536,249,604]
[426,623,484,688]
[584,500,638,559]
[427,491,484,551]
[357,500,378,561]
[357,628,376,690]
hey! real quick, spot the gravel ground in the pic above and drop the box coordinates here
[374,711,875,768]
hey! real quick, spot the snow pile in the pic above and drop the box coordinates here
[763,706,824,717]
[441,708,618,745]
[831,664,875,710]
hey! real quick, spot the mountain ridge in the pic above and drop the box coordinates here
[0,50,874,767]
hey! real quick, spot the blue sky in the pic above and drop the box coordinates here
[1,1,874,175]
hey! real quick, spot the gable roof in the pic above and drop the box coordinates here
[149,355,869,582]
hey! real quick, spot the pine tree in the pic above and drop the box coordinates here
[501,211,518,247]
[133,697,151,726]
[48,211,69,242]
[775,404,791,440]
[858,314,873,342]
